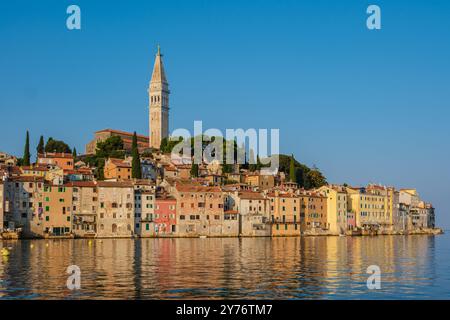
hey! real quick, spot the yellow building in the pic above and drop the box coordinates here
[318,185,348,235]
[346,186,388,230]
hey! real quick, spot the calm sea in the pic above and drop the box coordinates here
[1,233,449,299]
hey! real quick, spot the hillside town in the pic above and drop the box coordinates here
[0,47,440,239]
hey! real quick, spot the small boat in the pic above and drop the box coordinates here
[1,248,10,256]
[199,236,207,239]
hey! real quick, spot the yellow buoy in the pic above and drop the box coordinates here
[30,244,34,249]
[1,248,10,256]
[45,243,49,247]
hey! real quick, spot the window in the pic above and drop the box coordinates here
[46,216,49,221]
[45,206,50,212]
[180,215,185,220]
[67,216,70,222]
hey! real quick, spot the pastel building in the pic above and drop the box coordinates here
[3,176,45,237]
[268,191,301,236]
[174,184,237,237]
[97,181,134,238]
[154,194,177,235]
[300,191,328,232]
[225,191,270,236]
[42,183,73,236]
[71,181,98,237]
[318,185,348,235]
[104,158,132,180]
[37,153,74,170]
[134,189,156,237]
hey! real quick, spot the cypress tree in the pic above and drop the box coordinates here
[289,154,296,183]
[23,131,31,166]
[37,135,45,155]
[131,132,142,179]
[190,163,199,177]
[72,147,77,158]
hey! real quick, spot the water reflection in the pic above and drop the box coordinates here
[0,235,448,299]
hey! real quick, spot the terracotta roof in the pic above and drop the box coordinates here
[66,181,97,188]
[238,192,266,200]
[176,184,222,193]
[95,129,149,141]
[97,181,133,188]
[109,158,131,168]
[8,176,45,183]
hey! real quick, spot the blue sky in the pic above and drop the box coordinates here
[1,0,449,227]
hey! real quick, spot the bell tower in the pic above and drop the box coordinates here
[149,45,170,149]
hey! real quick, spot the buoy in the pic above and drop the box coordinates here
[45,243,49,247]
[30,244,34,249]
[1,248,10,256]
[88,240,93,246]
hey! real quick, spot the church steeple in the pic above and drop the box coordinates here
[150,45,168,84]
[149,45,170,150]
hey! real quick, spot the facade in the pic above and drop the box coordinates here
[104,158,132,180]
[149,46,170,149]
[42,183,73,236]
[347,187,387,230]
[300,191,328,232]
[135,189,155,237]
[174,184,237,237]
[318,185,348,235]
[85,129,149,155]
[268,191,301,236]
[3,176,45,237]
[37,153,74,170]
[226,191,270,236]
[96,181,134,237]
[71,181,98,237]
[154,195,177,235]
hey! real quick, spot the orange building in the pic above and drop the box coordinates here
[300,191,328,231]
[104,158,132,180]
[268,191,301,236]
[42,183,73,236]
[37,153,74,170]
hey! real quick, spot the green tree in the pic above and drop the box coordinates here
[72,147,77,158]
[45,137,72,153]
[307,168,327,188]
[23,131,31,166]
[289,154,296,183]
[190,163,199,177]
[131,132,142,179]
[37,135,45,155]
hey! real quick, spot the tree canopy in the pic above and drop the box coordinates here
[45,137,72,154]
[278,154,327,189]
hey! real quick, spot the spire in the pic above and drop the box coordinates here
[151,45,167,84]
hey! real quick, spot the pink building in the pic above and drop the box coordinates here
[155,195,177,234]
[347,212,356,230]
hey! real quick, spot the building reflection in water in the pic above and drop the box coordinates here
[0,235,441,299]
